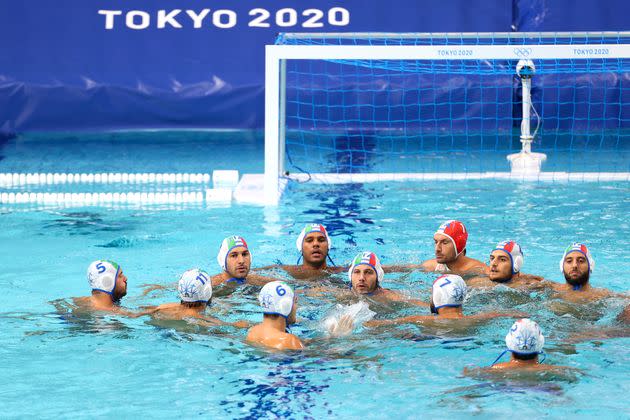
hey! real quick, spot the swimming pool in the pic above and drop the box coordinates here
[0,131,628,417]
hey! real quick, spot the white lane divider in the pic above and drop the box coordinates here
[0,172,212,187]
[0,191,206,204]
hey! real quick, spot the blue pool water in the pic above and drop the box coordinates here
[0,131,629,417]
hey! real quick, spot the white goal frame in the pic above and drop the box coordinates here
[264,33,630,205]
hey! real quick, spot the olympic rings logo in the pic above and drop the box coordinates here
[513,48,532,57]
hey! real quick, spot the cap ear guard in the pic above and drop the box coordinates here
[87,260,120,295]
[512,254,523,274]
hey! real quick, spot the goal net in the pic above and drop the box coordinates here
[264,32,630,203]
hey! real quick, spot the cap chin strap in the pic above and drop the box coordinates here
[296,253,336,266]
[490,350,545,366]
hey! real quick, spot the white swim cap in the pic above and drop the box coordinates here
[493,240,524,274]
[87,260,120,294]
[505,318,545,355]
[217,235,251,271]
[295,223,332,252]
[432,274,467,310]
[347,251,384,284]
[559,242,595,273]
[178,269,213,303]
[258,281,295,318]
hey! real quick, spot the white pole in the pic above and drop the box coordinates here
[520,76,533,153]
[279,59,287,175]
[264,46,280,205]
[508,59,546,174]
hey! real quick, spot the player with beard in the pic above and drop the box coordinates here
[72,260,154,317]
[549,242,616,302]
[467,240,545,289]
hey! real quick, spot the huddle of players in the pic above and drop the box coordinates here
[78,221,627,374]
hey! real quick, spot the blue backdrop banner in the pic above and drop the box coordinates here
[0,0,626,134]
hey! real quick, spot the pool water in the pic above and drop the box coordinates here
[0,131,628,418]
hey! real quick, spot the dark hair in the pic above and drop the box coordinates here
[263,313,281,320]
[513,352,538,361]
[180,301,207,308]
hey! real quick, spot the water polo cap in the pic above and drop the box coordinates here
[217,235,250,271]
[435,220,468,256]
[259,281,295,318]
[178,269,213,303]
[347,251,384,284]
[295,223,332,252]
[505,318,545,355]
[493,240,524,274]
[559,242,595,273]
[87,260,120,295]
[432,274,467,310]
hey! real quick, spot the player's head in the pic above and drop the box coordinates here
[296,223,331,266]
[348,251,384,294]
[217,235,251,279]
[560,243,594,289]
[489,240,524,282]
[430,274,467,314]
[505,318,545,360]
[178,269,213,306]
[87,260,127,302]
[433,220,468,263]
[258,281,297,325]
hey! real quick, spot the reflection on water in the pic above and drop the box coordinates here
[49,298,133,336]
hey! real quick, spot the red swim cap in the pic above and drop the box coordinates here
[435,220,468,255]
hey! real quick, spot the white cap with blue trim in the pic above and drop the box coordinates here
[505,318,545,355]
[559,242,595,273]
[258,281,295,318]
[87,260,120,294]
[217,235,250,271]
[347,251,384,283]
[296,223,332,252]
[432,274,467,310]
[178,269,213,303]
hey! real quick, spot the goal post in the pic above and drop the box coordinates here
[264,32,630,205]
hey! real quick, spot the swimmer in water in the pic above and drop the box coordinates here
[467,240,545,289]
[464,319,578,381]
[246,281,304,350]
[142,235,274,296]
[73,260,151,317]
[212,235,273,286]
[404,220,486,276]
[549,243,619,302]
[307,251,427,309]
[366,274,522,327]
[145,269,248,328]
[347,251,427,305]
[257,224,344,280]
